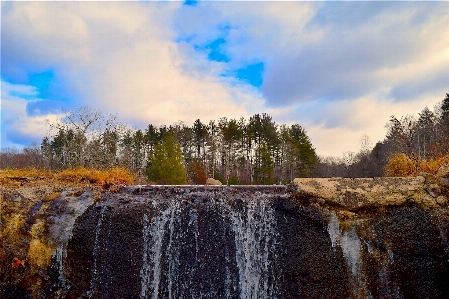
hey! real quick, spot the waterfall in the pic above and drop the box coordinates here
[439,226,449,262]
[166,202,181,299]
[327,212,366,298]
[340,228,364,296]
[140,204,175,299]
[139,196,277,299]
[327,212,340,249]
[47,191,94,297]
[87,205,107,298]
[230,199,277,299]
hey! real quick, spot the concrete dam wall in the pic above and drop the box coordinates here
[1,173,449,298]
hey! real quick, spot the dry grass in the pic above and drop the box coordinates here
[0,167,135,188]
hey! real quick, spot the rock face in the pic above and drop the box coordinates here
[1,178,449,299]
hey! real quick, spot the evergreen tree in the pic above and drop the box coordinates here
[146,133,187,184]
[287,124,317,178]
[254,142,275,184]
[441,93,449,136]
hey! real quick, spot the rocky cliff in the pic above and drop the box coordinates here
[1,170,449,299]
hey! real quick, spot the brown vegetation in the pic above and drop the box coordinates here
[0,167,135,188]
[384,153,449,177]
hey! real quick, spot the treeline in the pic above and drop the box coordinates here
[3,92,448,181]
[1,107,317,184]
[314,92,449,177]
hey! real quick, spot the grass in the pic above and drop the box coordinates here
[0,167,135,188]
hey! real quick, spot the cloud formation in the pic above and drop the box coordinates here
[1,1,448,156]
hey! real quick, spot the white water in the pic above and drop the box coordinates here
[87,205,107,298]
[340,229,362,280]
[140,206,173,299]
[327,213,365,298]
[47,191,94,297]
[327,212,340,249]
[167,203,181,299]
[139,198,277,299]
[230,200,277,299]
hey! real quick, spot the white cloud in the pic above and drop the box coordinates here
[2,1,448,157]
[305,93,444,157]
[1,79,64,148]
[2,2,271,130]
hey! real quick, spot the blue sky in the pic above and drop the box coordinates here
[1,1,449,157]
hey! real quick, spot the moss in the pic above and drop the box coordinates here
[2,213,26,246]
[25,219,53,269]
[27,239,52,268]
[30,219,46,239]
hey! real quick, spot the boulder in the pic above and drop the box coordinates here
[206,178,222,185]
[436,164,449,191]
[436,163,449,178]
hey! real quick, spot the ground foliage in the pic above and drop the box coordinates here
[0,167,135,188]
[384,153,449,177]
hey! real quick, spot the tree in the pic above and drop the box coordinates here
[146,133,187,184]
[287,124,317,178]
[254,142,274,184]
[192,119,208,160]
[43,106,124,170]
[441,93,449,138]
[416,107,435,159]
[187,159,207,184]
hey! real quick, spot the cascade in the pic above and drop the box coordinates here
[137,192,277,299]
[2,180,449,299]
[47,191,94,298]
[87,205,108,298]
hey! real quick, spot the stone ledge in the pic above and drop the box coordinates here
[293,176,448,210]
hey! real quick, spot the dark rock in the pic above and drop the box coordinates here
[2,185,449,298]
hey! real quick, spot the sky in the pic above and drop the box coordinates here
[1,1,449,157]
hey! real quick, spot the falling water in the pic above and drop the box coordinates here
[341,229,362,279]
[87,205,107,298]
[439,226,449,262]
[327,213,366,298]
[35,186,449,299]
[167,202,181,299]
[48,192,94,297]
[230,199,277,299]
[140,207,172,299]
[327,212,341,249]
[139,195,277,299]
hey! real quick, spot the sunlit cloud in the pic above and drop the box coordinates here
[2,1,448,156]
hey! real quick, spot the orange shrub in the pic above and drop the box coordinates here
[385,153,449,177]
[384,153,417,177]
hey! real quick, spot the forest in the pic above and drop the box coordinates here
[1,92,448,185]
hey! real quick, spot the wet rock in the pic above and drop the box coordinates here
[2,184,449,298]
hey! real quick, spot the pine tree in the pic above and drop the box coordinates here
[146,133,187,184]
[441,93,449,137]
